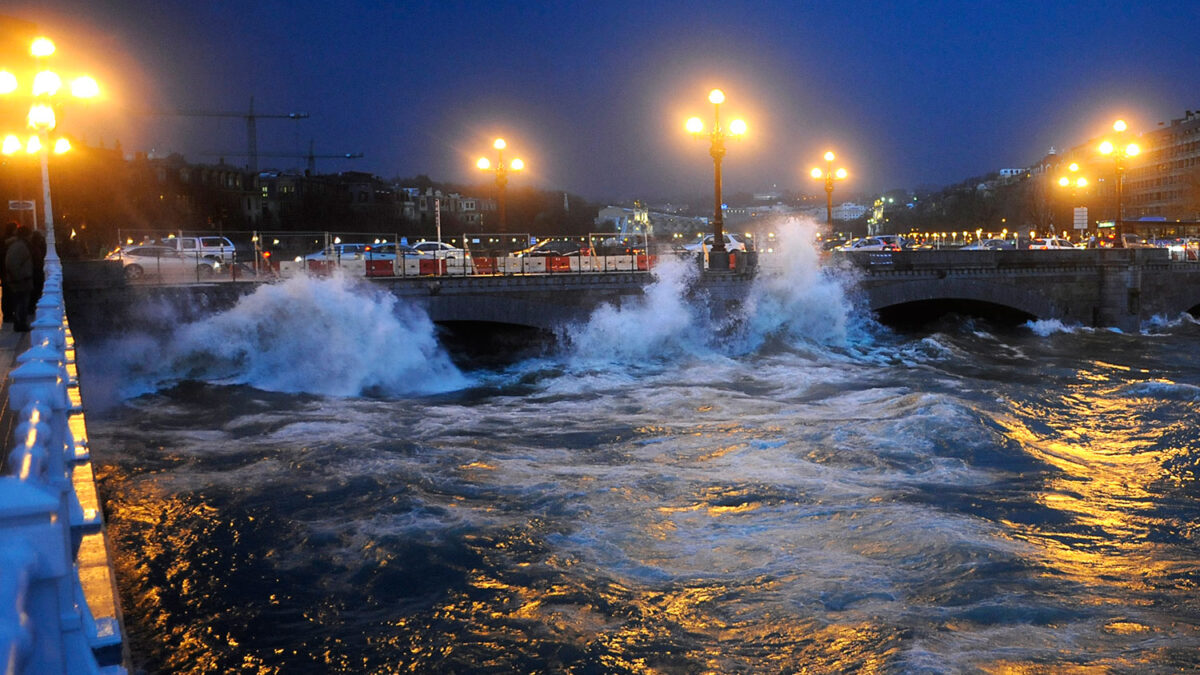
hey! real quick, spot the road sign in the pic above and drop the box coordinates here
[7,200,34,211]
[1073,207,1088,230]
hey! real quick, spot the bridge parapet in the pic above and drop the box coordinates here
[845,248,1199,329]
[836,247,1171,273]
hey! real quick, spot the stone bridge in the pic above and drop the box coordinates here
[61,249,1200,338]
[842,248,1200,330]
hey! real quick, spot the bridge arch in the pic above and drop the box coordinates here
[865,278,1057,323]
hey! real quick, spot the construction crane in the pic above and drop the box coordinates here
[147,96,309,173]
[201,140,363,173]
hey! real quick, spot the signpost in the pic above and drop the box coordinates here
[7,199,37,229]
[1073,207,1088,231]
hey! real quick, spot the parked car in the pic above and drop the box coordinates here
[514,239,590,257]
[106,244,219,280]
[1028,237,1076,250]
[304,243,370,261]
[960,238,1016,250]
[1121,233,1156,248]
[412,241,465,259]
[682,233,747,253]
[835,237,901,252]
[365,242,421,260]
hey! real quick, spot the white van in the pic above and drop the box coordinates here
[162,235,237,263]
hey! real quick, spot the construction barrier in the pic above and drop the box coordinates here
[473,257,497,275]
[419,259,447,276]
[284,253,684,279]
[365,259,393,277]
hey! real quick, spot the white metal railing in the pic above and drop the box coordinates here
[0,259,125,674]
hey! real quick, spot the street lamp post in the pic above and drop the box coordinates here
[476,138,524,231]
[686,89,746,271]
[1,36,99,259]
[1098,119,1139,248]
[1056,162,1088,240]
[810,151,848,231]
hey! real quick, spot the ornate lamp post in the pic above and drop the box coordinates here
[1098,119,1139,248]
[1056,162,1089,240]
[686,89,746,270]
[1,36,99,258]
[476,138,524,230]
[810,151,847,231]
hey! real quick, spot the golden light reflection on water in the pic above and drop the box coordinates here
[389,563,906,673]
[989,372,1198,597]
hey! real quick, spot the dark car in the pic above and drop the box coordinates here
[515,239,590,257]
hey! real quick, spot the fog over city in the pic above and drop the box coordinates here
[10,1,1200,201]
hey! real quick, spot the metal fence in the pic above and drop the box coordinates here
[103,230,703,284]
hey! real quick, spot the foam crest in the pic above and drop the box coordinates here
[564,217,864,365]
[736,217,861,351]
[109,274,468,398]
[565,256,709,362]
[1024,318,1087,336]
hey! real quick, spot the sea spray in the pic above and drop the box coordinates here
[735,217,861,352]
[102,274,469,398]
[563,217,870,365]
[564,255,710,362]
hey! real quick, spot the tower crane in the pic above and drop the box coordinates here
[201,140,363,173]
[147,96,309,173]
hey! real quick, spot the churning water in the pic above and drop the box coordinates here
[85,220,1200,673]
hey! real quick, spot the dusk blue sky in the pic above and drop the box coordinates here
[9,1,1200,202]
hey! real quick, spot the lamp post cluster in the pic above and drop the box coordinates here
[811,151,848,230]
[476,138,524,230]
[1056,162,1088,235]
[685,89,746,270]
[1,36,99,252]
[1098,119,1139,248]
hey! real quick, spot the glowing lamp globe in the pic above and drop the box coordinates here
[510,158,524,171]
[685,117,703,134]
[30,37,55,57]
[32,71,62,97]
[27,104,56,131]
[70,76,99,99]
[708,89,725,105]
[729,119,747,135]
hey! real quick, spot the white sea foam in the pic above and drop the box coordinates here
[1116,380,1200,402]
[1024,318,1087,336]
[100,274,469,398]
[564,255,710,363]
[737,217,863,352]
[564,216,867,367]
[1143,312,1200,332]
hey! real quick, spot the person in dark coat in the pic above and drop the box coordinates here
[29,227,46,306]
[4,225,35,332]
[0,221,16,324]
